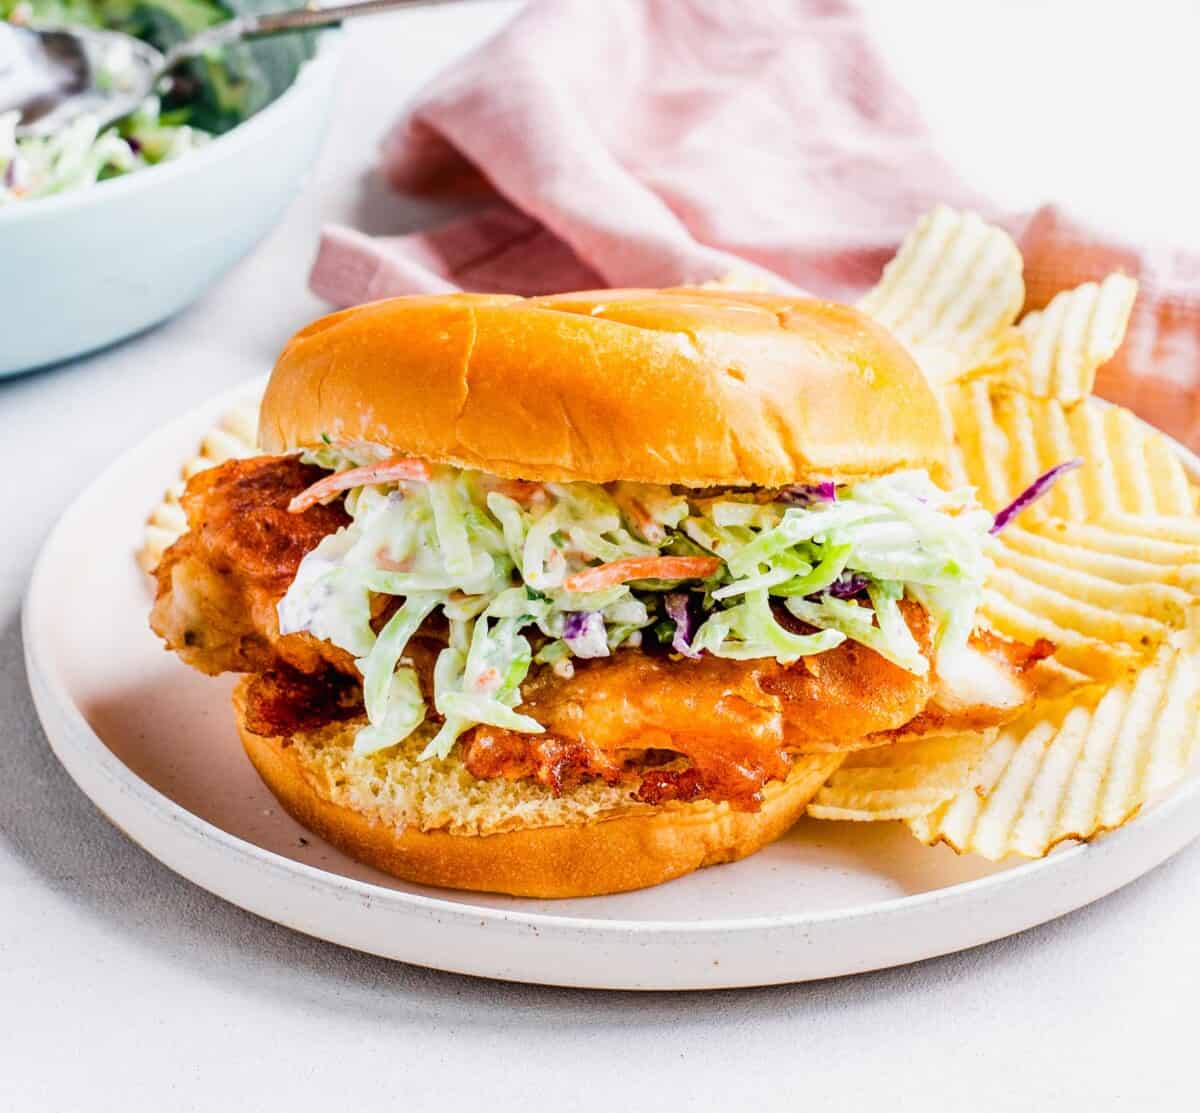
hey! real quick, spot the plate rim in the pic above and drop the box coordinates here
[22,379,1200,984]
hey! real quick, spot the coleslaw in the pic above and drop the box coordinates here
[0,98,208,203]
[2,0,313,204]
[278,453,1007,761]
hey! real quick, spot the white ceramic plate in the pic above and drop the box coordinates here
[24,381,1200,990]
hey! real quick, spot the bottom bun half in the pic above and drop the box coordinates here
[234,679,843,898]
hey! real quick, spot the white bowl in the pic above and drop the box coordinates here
[0,31,343,377]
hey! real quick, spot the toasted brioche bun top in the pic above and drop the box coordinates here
[260,288,944,487]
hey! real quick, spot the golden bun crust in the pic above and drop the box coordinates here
[260,288,944,487]
[234,682,842,898]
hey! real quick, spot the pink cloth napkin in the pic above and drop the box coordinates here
[310,0,1200,449]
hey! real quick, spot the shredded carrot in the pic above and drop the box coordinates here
[471,667,500,694]
[624,499,664,542]
[611,487,665,544]
[563,556,721,593]
[374,546,413,573]
[494,479,546,504]
[288,457,431,513]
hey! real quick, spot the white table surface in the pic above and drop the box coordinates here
[3,3,1198,1109]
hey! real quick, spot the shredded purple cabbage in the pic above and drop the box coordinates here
[828,573,870,599]
[990,458,1084,534]
[779,481,837,506]
[664,592,701,658]
[3,156,24,190]
[562,612,589,639]
[806,572,869,602]
[563,611,609,658]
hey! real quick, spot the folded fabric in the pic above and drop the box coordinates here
[310,0,1200,449]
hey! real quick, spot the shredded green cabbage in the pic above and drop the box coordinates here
[277,455,994,759]
[0,97,209,205]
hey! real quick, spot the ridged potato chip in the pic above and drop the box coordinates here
[908,634,1200,859]
[859,205,1025,386]
[1018,273,1138,403]
[139,396,261,573]
[940,368,1200,683]
[962,327,1031,387]
[806,732,995,821]
[981,520,1200,682]
[948,378,1196,522]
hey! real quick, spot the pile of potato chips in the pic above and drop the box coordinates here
[144,206,1200,863]
[814,206,1200,859]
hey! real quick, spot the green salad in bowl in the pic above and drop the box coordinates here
[1,0,316,203]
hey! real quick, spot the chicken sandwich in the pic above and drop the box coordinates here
[151,289,1050,896]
